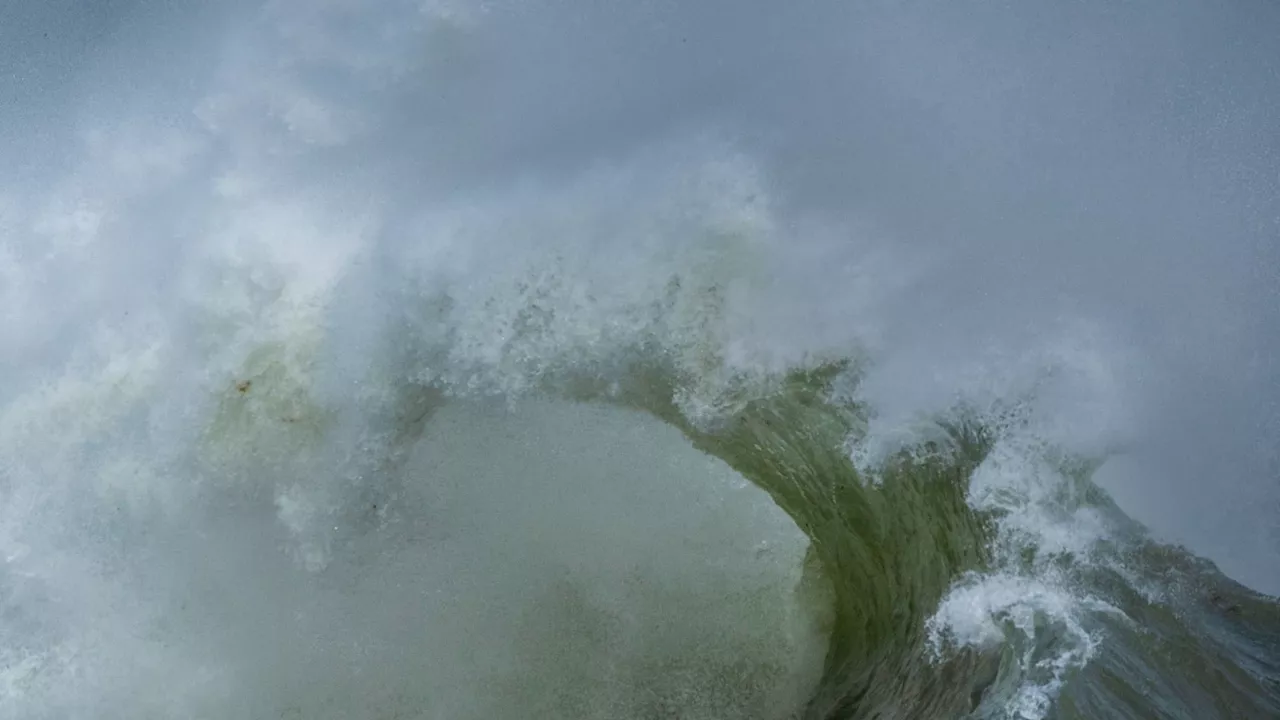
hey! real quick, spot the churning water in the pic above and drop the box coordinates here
[2,1,1278,718]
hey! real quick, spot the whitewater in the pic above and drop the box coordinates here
[1,1,1278,718]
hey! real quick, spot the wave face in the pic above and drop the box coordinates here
[3,1,1280,718]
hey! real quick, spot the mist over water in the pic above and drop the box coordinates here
[2,0,1279,717]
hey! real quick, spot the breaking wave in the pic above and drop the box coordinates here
[2,2,1278,718]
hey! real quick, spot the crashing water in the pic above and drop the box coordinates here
[2,1,1279,718]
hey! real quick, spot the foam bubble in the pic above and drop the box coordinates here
[927,571,1118,720]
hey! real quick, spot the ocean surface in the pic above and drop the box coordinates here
[2,1,1278,718]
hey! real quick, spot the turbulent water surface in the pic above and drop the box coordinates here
[2,1,1279,719]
